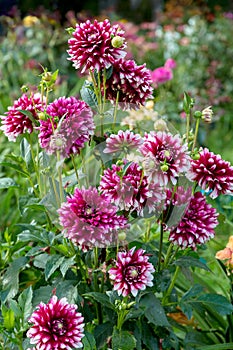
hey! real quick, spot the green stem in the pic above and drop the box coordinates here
[162,265,180,305]
[157,222,164,272]
[192,117,200,152]
[112,90,120,129]
[186,111,190,145]
[56,151,64,204]
[163,243,174,269]
[144,220,151,243]
[71,154,79,184]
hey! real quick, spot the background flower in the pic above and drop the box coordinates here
[103,130,142,154]
[109,247,155,297]
[27,295,84,349]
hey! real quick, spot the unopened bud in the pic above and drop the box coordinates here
[118,231,126,241]
[192,152,200,160]
[154,119,168,131]
[42,71,52,82]
[201,106,213,123]
[21,85,29,93]
[111,35,124,48]
[194,111,202,119]
[38,112,47,120]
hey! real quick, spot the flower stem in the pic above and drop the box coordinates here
[157,222,164,272]
[192,117,200,152]
[71,154,79,184]
[162,265,180,305]
[186,111,190,145]
[112,90,119,129]
[163,243,174,268]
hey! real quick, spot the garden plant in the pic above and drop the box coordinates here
[0,12,233,350]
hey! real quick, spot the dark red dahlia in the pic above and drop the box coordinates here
[67,19,126,73]
[168,192,219,249]
[188,147,233,198]
[38,96,94,157]
[104,58,153,109]
[109,247,155,297]
[58,186,128,249]
[27,295,84,349]
[1,93,44,141]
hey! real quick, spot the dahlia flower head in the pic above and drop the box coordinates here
[150,59,176,88]
[140,131,191,186]
[104,58,154,110]
[67,19,127,73]
[215,235,233,273]
[109,246,155,297]
[27,295,85,350]
[99,161,165,216]
[103,130,143,154]
[168,192,219,249]
[188,147,233,198]
[0,93,44,141]
[58,186,128,249]
[38,97,94,158]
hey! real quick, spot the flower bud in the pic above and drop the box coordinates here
[161,163,169,172]
[154,119,168,132]
[194,110,202,119]
[118,231,126,241]
[111,35,124,48]
[201,106,213,123]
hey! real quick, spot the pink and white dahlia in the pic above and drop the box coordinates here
[99,161,165,215]
[38,97,94,157]
[150,66,173,87]
[188,148,233,198]
[27,295,85,350]
[1,93,44,141]
[67,19,126,73]
[168,192,219,249]
[58,187,128,249]
[140,131,191,186]
[103,130,142,154]
[109,247,155,297]
[104,58,153,109]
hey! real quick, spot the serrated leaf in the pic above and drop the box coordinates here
[0,177,18,189]
[140,293,170,327]
[0,161,29,177]
[174,256,211,271]
[112,328,137,350]
[32,285,54,307]
[80,81,98,108]
[94,322,113,349]
[33,253,50,269]
[141,321,159,350]
[83,292,114,310]
[20,138,34,172]
[60,256,76,277]
[17,225,55,245]
[197,293,233,316]
[18,286,33,325]
[82,331,97,350]
[45,254,65,281]
[2,256,29,300]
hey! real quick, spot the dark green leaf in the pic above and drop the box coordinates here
[141,321,159,350]
[45,254,65,281]
[19,109,37,124]
[60,256,76,277]
[196,344,233,350]
[32,286,54,307]
[94,322,113,349]
[18,286,33,325]
[112,327,137,350]
[0,161,29,177]
[174,256,211,271]
[83,292,115,310]
[20,138,34,172]
[140,293,170,327]
[197,293,233,316]
[0,177,18,189]
[82,331,97,350]
[80,80,98,108]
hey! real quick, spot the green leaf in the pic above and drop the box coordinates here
[20,138,34,172]
[174,256,211,271]
[1,256,29,300]
[18,286,33,325]
[196,344,233,350]
[140,293,170,327]
[0,177,18,189]
[1,305,15,330]
[112,328,137,350]
[197,293,233,316]
[19,109,38,125]
[80,80,98,108]
[60,256,76,277]
[183,91,193,114]
[83,292,115,310]
[94,322,114,349]
[32,285,54,306]
[82,331,97,350]
[141,321,159,350]
[0,161,29,177]
[45,254,65,281]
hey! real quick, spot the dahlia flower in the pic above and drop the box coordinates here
[109,247,155,297]
[150,66,173,87]
[0,93,44,141]
[104,58,153,110]
[67,19,126,73]
[99,161,165,215]
[168,192,219,249]
[140,131,191,186]
[58,187,128,249]
[164,58,177,70]
[215,235,233,272]
[103,130,142,154]
[188,148,233,198]
[38,97,94,157]
[27,295,85,349]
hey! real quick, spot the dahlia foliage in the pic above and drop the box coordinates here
[1,17,233,350]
